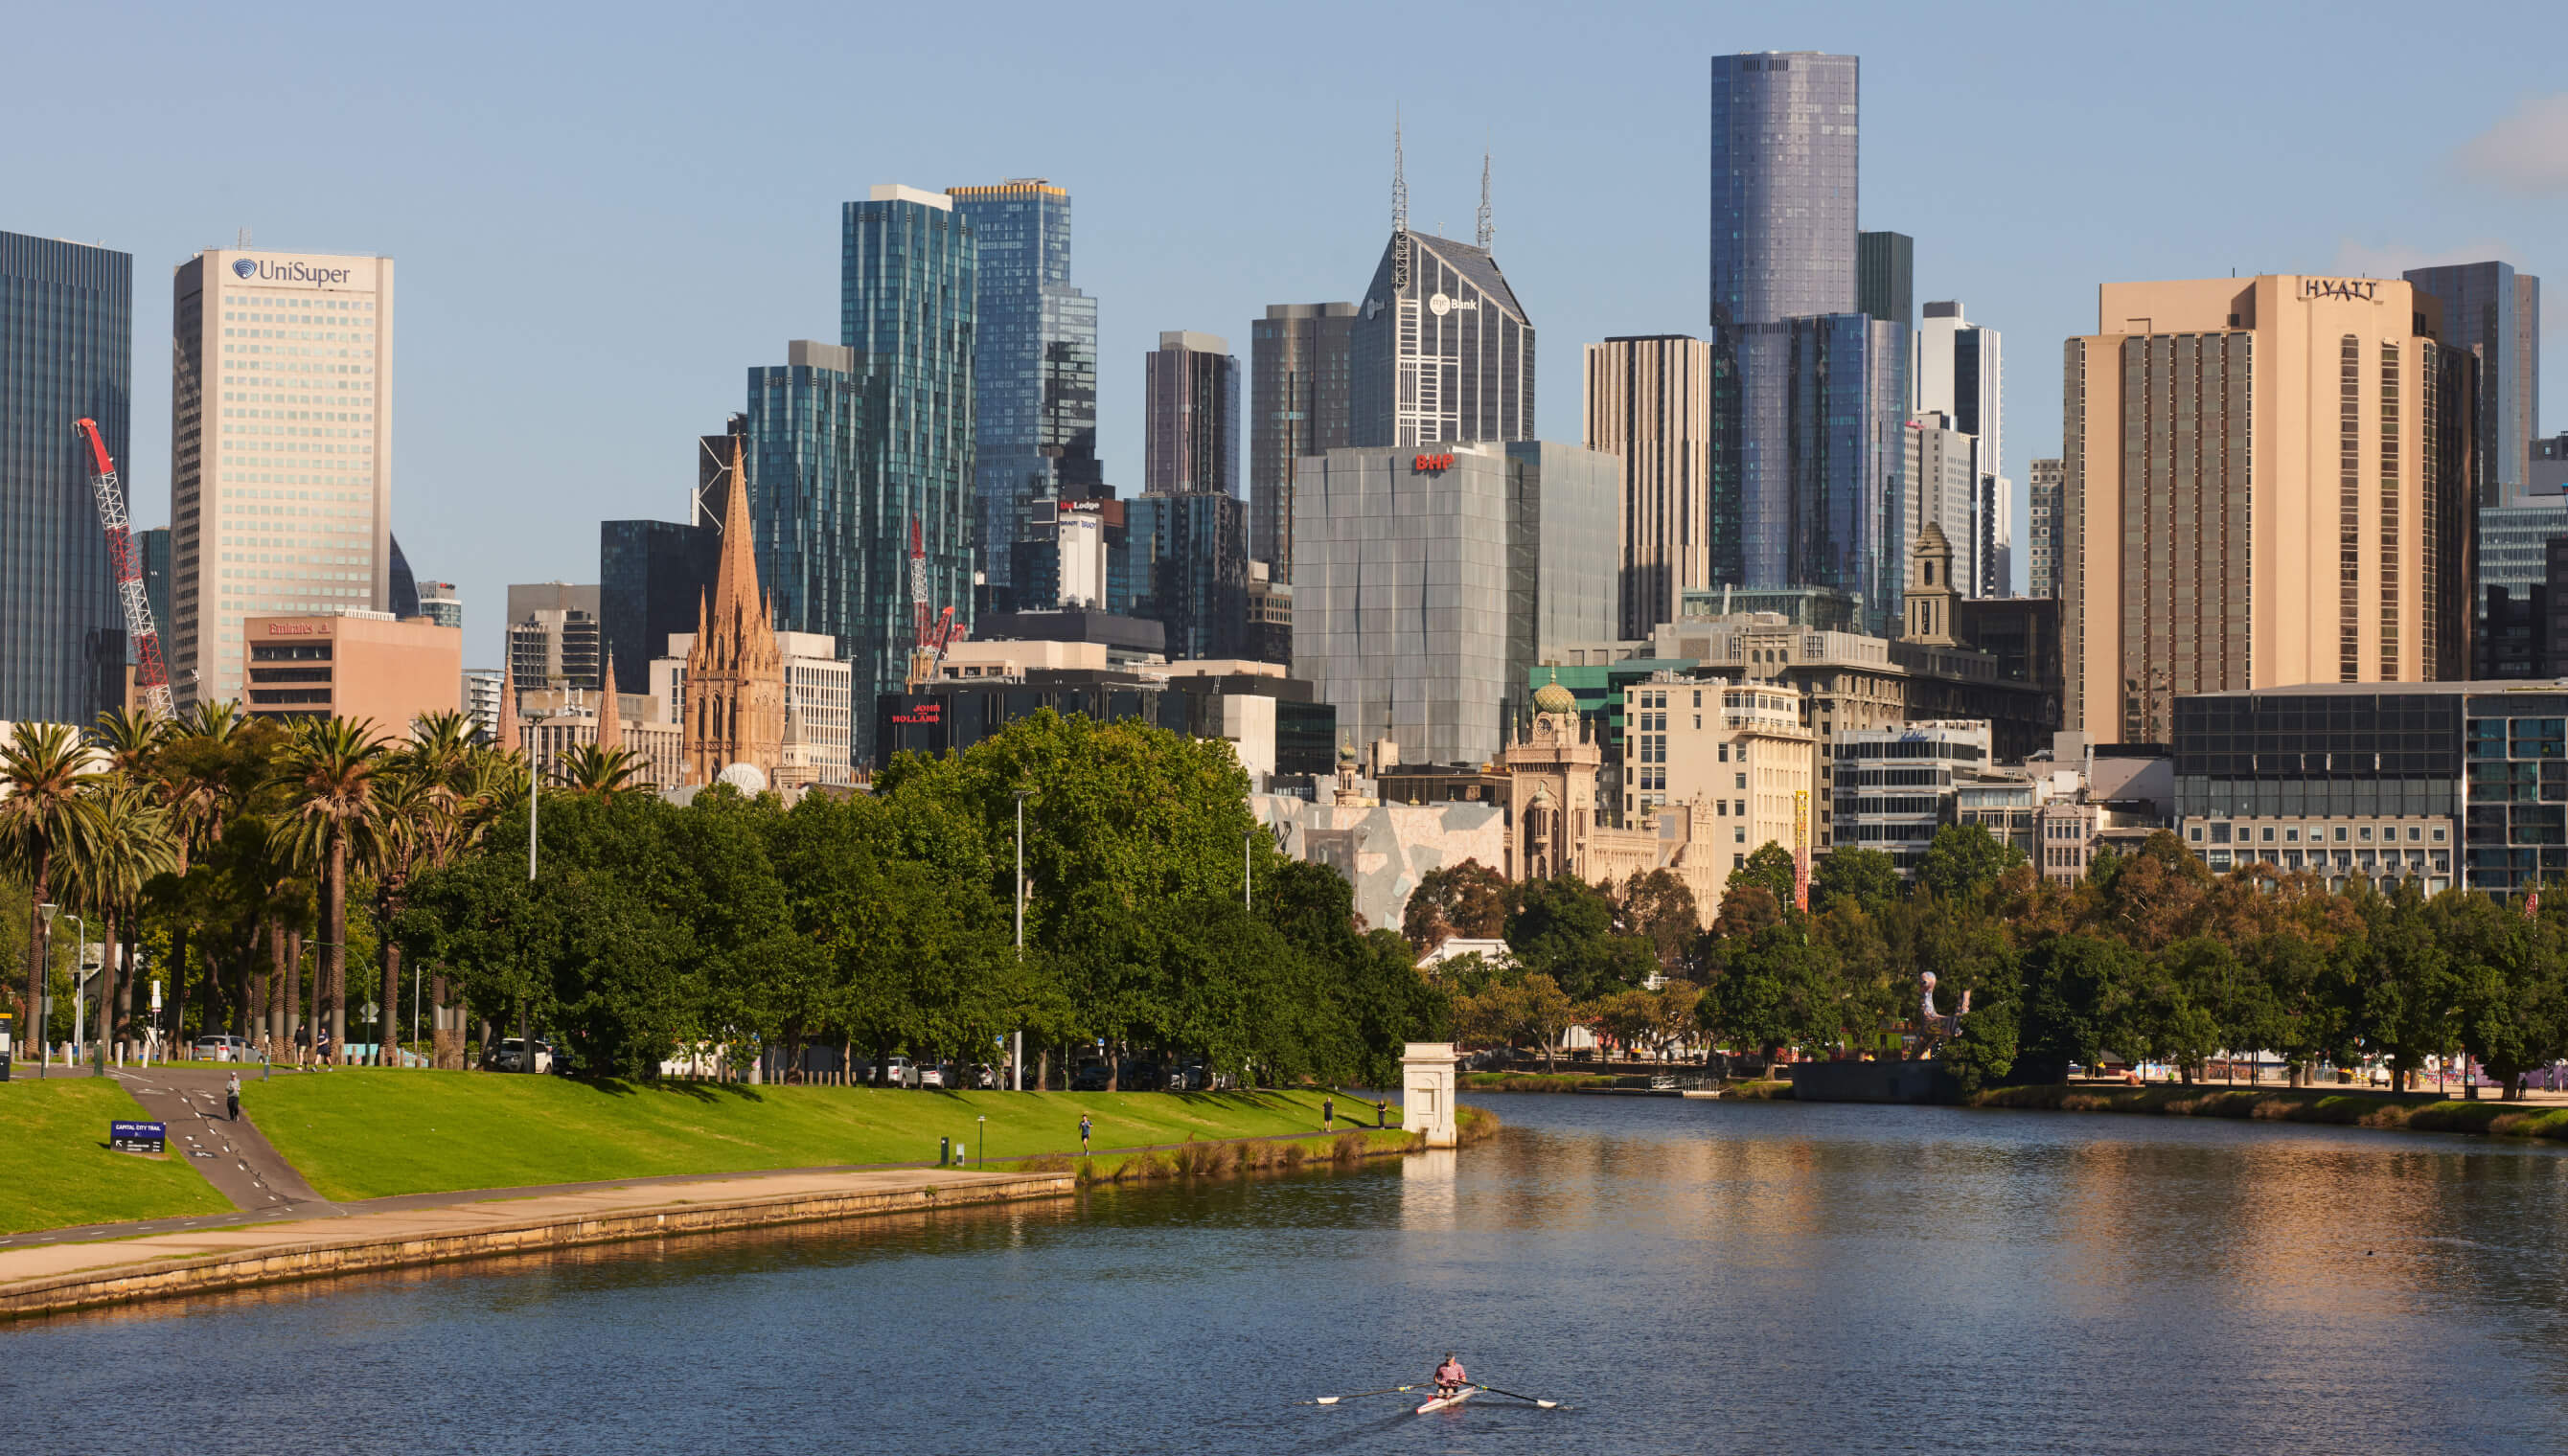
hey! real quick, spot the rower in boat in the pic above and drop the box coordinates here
[1433,1353,1467,1399]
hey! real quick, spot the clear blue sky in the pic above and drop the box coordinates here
[8,0,2563,668]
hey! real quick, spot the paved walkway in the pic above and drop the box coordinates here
[0,1166,1063,1308]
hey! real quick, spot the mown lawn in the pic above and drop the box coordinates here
[0,1078,232,1234]
[244,1072,1394,1201]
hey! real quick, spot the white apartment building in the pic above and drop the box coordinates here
[170,249,393,707]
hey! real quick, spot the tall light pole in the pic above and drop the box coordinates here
[1245,828,1253,911]
[1013,787,1030,1093]
[60,914,90,1075]
[35,903,57,1079]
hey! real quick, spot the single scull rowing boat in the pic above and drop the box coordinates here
[1414,1386,1479,1414]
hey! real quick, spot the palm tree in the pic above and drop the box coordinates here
[0,723,103,1059]
[92,707,164,781]
[554,742,650,798]
[156,700,249,1045]
[60,781,178,1072]
[277,718,387,1064]
[365,768,447,1066]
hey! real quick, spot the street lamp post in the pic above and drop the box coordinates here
[976,1112,986,1169]
[35,903,57,1080]
[1013,788,1029,1093]
[59,914,90,1076]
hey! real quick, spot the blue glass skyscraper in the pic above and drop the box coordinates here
[2403,261,2539,502]
[947,180,1096,606]
[837,185,974,757]
[745,341,864,657]
[1,231,130,725]
[1709,52,1908,632]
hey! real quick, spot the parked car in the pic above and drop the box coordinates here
[1122,1060,1169,1091]
[1070,1059,1112,1091]
[914,1062,945,1089]
[488,1037,553,1074]
[192,1035,249,1062]
[877,1056,912,1087]
[1168,1062,1217,1092]
[962,1062,999,1090]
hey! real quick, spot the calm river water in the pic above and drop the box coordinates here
[13,1094,2568,1453]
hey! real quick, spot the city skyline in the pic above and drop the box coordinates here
[4,1,2563,672]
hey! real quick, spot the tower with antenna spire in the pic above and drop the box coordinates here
[1348,117,1533,448]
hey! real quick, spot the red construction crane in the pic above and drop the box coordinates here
[75,419,172,719]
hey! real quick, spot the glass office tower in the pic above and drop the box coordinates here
[1126,489,1249,660]
[1144,330,1241,498]
[1855,231,1913,335]
[1250,302,1357,583]
[841,185,975,759]
[1734,315,1908,633]
[601,516,719,694]
[1,231,130,725]
[2403,261,2538,502]
[744,339,861,661]
[1709,52,1859,330]
[947,180,1095,605]
[1350,230,1534,449]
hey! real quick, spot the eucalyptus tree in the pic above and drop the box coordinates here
[0,722,103,1052]
[277,717,388,1062]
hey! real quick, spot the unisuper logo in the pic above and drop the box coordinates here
[231,258,355,286]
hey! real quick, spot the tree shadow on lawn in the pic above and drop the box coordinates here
[558,1076,772,1106]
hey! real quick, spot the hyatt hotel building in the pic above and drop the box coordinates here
[169,250,394,708]
[2061,276,2473,743]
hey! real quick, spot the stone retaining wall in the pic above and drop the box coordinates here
[1,1172,1074,1323]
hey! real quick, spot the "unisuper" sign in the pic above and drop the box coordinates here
[232,257,355,285]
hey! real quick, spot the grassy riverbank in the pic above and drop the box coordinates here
[1461,1071,1622,1092]
[1968,1082,2568,1142]
[0,1079,232,1234]
[1003,1103,1502,1184]
[243,1072,1397,1201]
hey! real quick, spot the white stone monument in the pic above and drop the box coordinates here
[1401,1041,1460,1149]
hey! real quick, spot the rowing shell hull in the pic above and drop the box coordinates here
[1415,1387,1478,1414]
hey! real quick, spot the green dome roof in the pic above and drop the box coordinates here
[1533,678,1579,715]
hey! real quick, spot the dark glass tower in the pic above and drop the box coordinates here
[947,180,1096,605]
[2403,261,2539,502]
[0,231,130,725]
[840,186,975,758]
[1709,52,1859,330]
[1126,490,1249,660]
[744,341,863,658]
[601,517,719,694]
[1250,302,1357,583]
[1144,330,1241,497]
[1856,231,1914,335]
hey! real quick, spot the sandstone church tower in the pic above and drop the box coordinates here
[683,438,786,786]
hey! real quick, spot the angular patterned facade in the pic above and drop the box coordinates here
[1583,335,1729,640]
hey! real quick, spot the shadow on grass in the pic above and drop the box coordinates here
[553,1076,771,1106]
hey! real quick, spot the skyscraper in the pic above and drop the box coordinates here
[140,527,172,653]
[505,581,601,694]
[1,232,130,726]
[601,517,717,695]
[2402,261,2539,503]
[1145,331,1241,498]
[840,184,975,759]
[2027,457,2064,601]
[1351,135,1533,450]
[1907,412,1977,598]
[1709,51,1908,633]
[1250,302,1357,583]
[1709,52,1860,330]
[947,180,1097,603]
[1584,335,1730,639]
[170,248,393,708]
[417,579,460,631]
[1126,490,1249,660]
[744,340,862,657]
[1856,231,1914,334]
[1915,301,2007,596]
[2061,276,2474,739]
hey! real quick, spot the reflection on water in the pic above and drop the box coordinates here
[11,1096,2568,1454]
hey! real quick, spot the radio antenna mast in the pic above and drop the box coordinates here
[1477,148,1493,250]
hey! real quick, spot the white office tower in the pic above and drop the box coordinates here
[1915,301,2007,595]
[169,250,394,706]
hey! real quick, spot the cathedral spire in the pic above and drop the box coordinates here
[596,652,622,753]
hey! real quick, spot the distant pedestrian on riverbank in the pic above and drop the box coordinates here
[1079,1114,1091,1155]
[1323,1095,1335,1131]
[1376,1099,1387,1128]
[225,1072,241,1122]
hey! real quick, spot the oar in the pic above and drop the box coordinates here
[1474,1383,1561,1409]
[1300,1384,1416,1405]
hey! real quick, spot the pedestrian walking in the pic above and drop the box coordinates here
[225,1071,241,1123]
[1323,1094,1335,1131]
[1079,1113,1092,1156]
[1376,1098,1387,1129]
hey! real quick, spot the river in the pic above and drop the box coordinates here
[11,1093,2568,1453]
